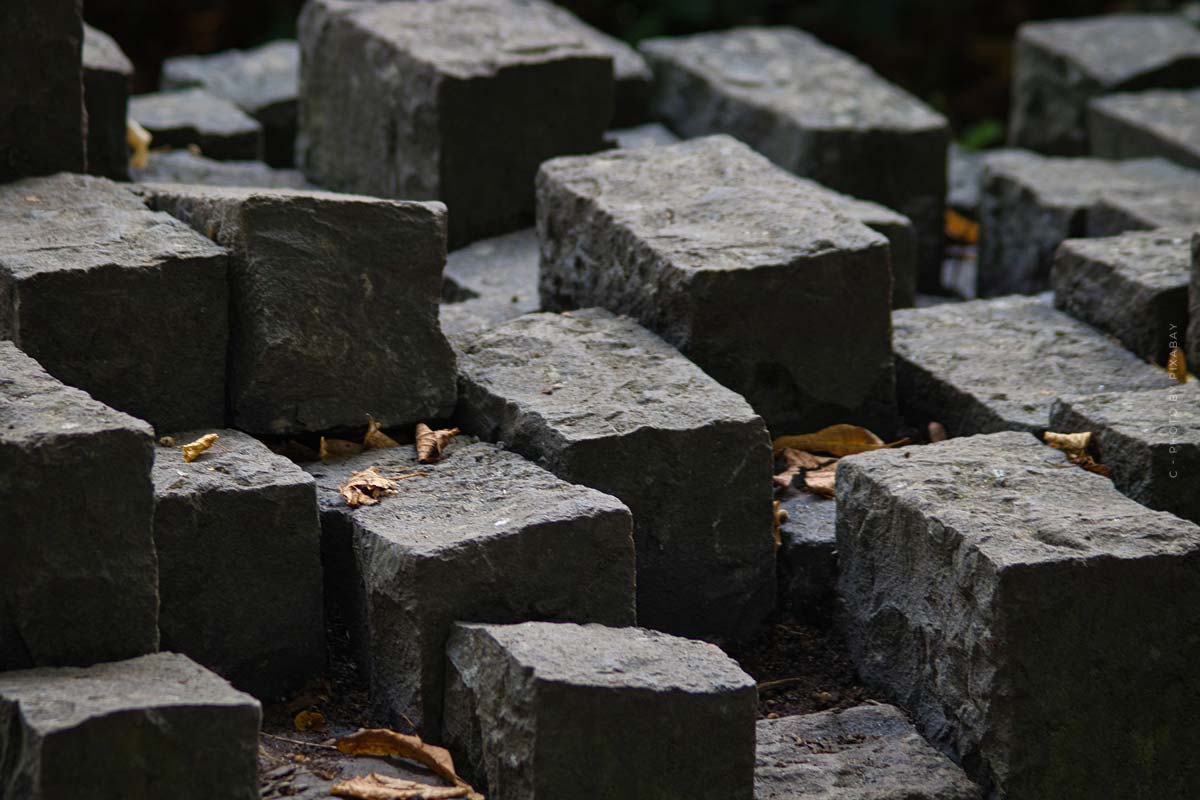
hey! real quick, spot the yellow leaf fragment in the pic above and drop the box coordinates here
[331,773,468,800]
[1043,431,1091,458]
[364,416,401,450]
[180,433,218,463]
[415,424,460,464]
[804,462,838,498]
[773,448,836,492]
[945,208,980,244]
[126,118,151,169]
[773,424,886,457]
[1167,347,1188,384]
[339,467,402,508]
[336,729,482,800]
[321,436,366,460]
[293,709,325,732]
[771,500,787,550]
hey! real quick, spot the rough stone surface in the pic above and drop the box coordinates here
[444,621,758,800]
[161,39,299,167]
[305,440,635,739]
[0,0,85,180]
[977,150,1200,296]
[1089,89,1200,170]
[0,342,158,671]
[0,173,229,432]
[1009,14,1200,155]
[131,149,312,188]
[755,705,982,800]
[1191,232,1200,370]
[298,0,613,246]
[129,88,263,160]
[0,653,261,800]
[83,24,133,180]
[776,493,838,619]
[537,135,897,435]
[152,429,325,700]
[893,295,1177,436]
[456,309,776,643]
[140,183,455,434]
[836,431,1200,798]
[1050,385,1200,524]
[1052,228,1192,365]
[606,122,680,149]
[640,27,948,290]
[440,228,540,339]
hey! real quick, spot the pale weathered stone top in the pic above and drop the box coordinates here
[0,342,152,444]
[161,39,298,112]
[83,24,132,75]
[152,429,314,497]
[1018,14,1200,88]
[457,309,761,439]
[1058,228,1193,291]
[1091,89,1200,144]
[129,89,262,136]
[137,181,444,212]
[540,135,887,272]
[1056,384,1200,448]
[453,621,756,692]
[841,431,1200,568]
[640,27,946,132]
[0,173,226,278]
[527,0,648,84]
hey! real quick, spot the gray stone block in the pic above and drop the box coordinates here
[440,228,539,339]
[755,705,982,800]
[0,652,260,800]
[304,440,635,739]
[161,40,299,167]
[140,183,455,434]
[83,24,132,181]
[537,135,897,435]
[606,122,680,150]
[777,494,838,619]
[1009,14,1200,155]
[0,342,158,671]
[0,0,85,180]
[0,173,228,432]
[1050,385,1200,525]
[946,143,985,217]
[1191,232,1200,370]
[456,309,776,643]
[130,149,312,188]
[1089,89,1200,170]
[298,0,613,247]
[1052,228,1192,365]
[640,27,948,291]
[129,88,263,161]
[893,295,1176,436]
[977,150,1200,296]
[444,621,757,800]
[152,429,325,700]
[836,431,1200,798]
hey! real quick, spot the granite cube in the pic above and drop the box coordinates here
[1089,89,1200,170]
[0,653,260,800]
[837,431,1200,798]
[1009,14,1200,155]
[129,88,263,161]
[0,0,85,180]
[83,24,133,180]
[440,228,540,339]
[0,174,228,431]
[893,295,1176,436]
[298,0,613,246]
[641,27,948,291]
[140,183,455,434]
[444,621,757,800]
[0,342,158,670]
[537,135,897,435]
[1050,385,1200,524]
[152,429,325,700]
[456,309,776,643]
[305,440,635,739]
[776,493,838,619]
[1052,228,1192,365]
[1085,159,1200,235]
[755,705,981,800]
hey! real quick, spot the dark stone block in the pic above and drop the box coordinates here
[776,493,838,618]
[440,228,539,339]
[129,88,263,161]
[83,24,132,181]
[1089,89,1200,170]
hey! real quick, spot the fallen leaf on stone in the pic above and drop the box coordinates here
[415,424,460,464]
[803,462,838,498]
[945,208,980,244]
[772,500,787,549]
[293,709,325,732]
[126,118,151,169]
[1043,431,1111,477]
[364,416,401,450]
[181,433,218,463]
[335,729,482,800]
[773,448,836,491]
[1167,347,1188,383]
[773,424,888,457]
[339,467,403,508]
[322,436,366,460]
[158,435,176,448]
[331,773,468,800]
[928,422,947,443]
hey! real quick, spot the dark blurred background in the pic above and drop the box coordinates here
[85,0,1186,145]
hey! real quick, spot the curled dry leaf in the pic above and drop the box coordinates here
[335,729,482,800]
[804,462,838,498]
[1043,431,1111,478]
[771,500,787,549]
[928,421,948,443]
[339,467,407,508]
[1167,347,1188,384]
[772,424,888,458]
[773,448,836,492]
[181,433,219,463]
[331,773,468,800]
[415,424,460,464]
[364,416,401,450]
[322,436,366,460]
[126,119,151,169]
[293,709,325,732]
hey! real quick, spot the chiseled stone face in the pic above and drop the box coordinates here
[837,431,1200,798]
[537,135,897,436]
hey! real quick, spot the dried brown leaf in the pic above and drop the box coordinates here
[127,119,151,169]
[771,500,787,550]
[1043,431,1092,459]
[773,425,886,457]
[331,773,469,800]
[928,421,948,443]
[773,448,836,492]
[335,730,482,800]
[415,424,460,464]
[803,462,838,498]
[293,709,325,732]
[364,416,401,450]
[1168,347,1188,384]
[339,467,399,508]
[322,436,366,460]
[945,208,980,244]
[181,433,219,463]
